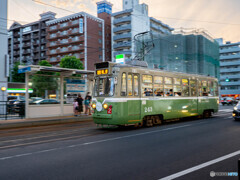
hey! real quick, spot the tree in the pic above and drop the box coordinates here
[11,62,25,82]
[60,56,84,70]
[31,60,58,97]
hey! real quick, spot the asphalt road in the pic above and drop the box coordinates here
[0,105,239,180]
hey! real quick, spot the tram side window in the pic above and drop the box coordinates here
[198,81,202,96]
[190,80,197,96]
[173,78,181,96]
[164,77,173,96]
[128,74,133,96]
[154,76,163,96]
[133,75,139,96]
[142,75,153,96]
[121,73,127,96]
[208,81,214,96]
[202,80,208,96]
[182,79,189,96]
[214,81,219,96]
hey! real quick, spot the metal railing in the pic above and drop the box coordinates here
[0,101,25,120]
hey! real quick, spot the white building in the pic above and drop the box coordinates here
[112,0,174,62]
[217,38,240,97]
[0,0,8,102]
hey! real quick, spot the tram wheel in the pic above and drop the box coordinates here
[153,116,162,125]
[203,110,210,118]
[146,116,153,127]
[134,121,143,128]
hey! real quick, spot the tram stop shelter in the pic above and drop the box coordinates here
[18,65,94,119]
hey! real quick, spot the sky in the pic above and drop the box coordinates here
[6,0,240,43]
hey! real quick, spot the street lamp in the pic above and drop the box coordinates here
[1,87,6,92]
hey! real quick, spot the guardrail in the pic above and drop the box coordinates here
[0,101,25,120]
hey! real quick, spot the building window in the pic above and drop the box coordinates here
[99,55,102,60]
[99,31,102,36]
[99,39,102,43]
[98,23,102,28]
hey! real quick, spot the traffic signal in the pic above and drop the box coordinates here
[225,77,229,82]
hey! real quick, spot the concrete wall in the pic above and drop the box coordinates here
[0,0,8,102]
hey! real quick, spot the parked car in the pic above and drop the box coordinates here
[13,100,25,115]
[7,95,25,101]
[221,97,236,105]
[233,102,240,121]
[29,97,43,103]
[31,99,60,105]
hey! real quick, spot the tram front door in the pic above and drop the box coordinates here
[127,73,141,123]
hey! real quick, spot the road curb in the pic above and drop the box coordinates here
[0,117,93,130]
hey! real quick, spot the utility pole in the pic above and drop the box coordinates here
[0,0,8,101]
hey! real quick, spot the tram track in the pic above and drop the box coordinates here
[0,108,232,151]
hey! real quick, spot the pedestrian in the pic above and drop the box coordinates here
[84,92,92,115]
[73,99,79,116]
[76,94,83,116]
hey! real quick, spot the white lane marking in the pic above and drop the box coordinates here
[219,109,233,112]
[159,150,240,180]
[0,124,193,161]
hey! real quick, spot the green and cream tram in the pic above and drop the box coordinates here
[92,62,219,127]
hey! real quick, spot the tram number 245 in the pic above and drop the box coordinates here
[144,107,153,113]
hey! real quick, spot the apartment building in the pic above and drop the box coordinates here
[8,12,56,67]
[217,39,240,97]
[112,0,174,62]
[97,0,113,62]
[46,12,105,70]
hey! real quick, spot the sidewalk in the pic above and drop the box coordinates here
[0,115,93,130]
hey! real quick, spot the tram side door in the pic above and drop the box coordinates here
[127,73,141,122]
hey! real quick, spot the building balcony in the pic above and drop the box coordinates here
[47,34,58,40]
[23,50,31,55]
[48,41,59,47]
[220,68,240,73]
[220,89,240,95]
[33,41,40,46]
[13,52,20,56]
[220,81,240,86]
[22,37,31,41]
[220,54,240,60]
[71,36,84,43]
[23,43,31,48]
[13,45,19,49]
[220,47,240,54]
[220,61,240,66]
[71,29,80,35]
[33,34,39,39]
[113,42,131,49]
[113,33,131,41]
[113,24,131,33]
[220,74,240,80]
[13,39,20,43]
[113,16,131,25]
[112,9,132,17]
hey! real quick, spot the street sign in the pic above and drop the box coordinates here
[116,54,125,64]
[18,66,31,74]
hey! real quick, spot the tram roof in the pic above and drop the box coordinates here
[111,63,217,80]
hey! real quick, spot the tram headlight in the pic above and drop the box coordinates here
[103,103,108,110]
[92,103,96,109]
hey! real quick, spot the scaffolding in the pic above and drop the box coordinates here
[135,29,220,78]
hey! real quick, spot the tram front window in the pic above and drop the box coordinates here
[95,77,115,97]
